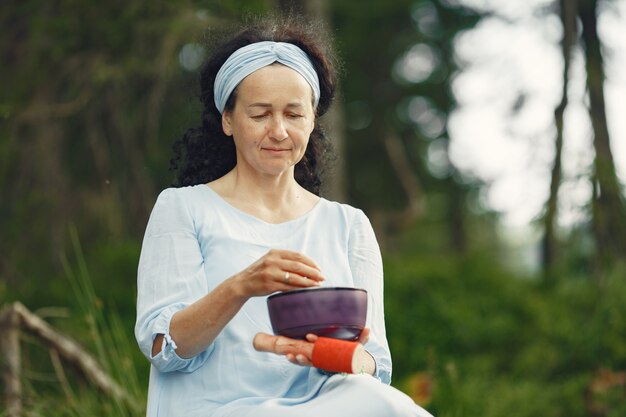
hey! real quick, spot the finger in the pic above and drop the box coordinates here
[272,249,322,272]
[253,333,275,352]
[265,249,321,273]
[295,354,312,366]
[305,333,319,343]
[287,353,312,366]
[282,262,325,282]
[281,272,323,289]
[275,337,313,357]
[358,328,370,344]
[253,333,312,356]
[254,333,300,353]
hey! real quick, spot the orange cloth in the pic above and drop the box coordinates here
[311,337,358,373]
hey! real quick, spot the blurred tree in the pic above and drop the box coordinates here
[578,0,626,275]
[542,0,577,278]
[0,0,271,302]
[330,0,480,250]
[0,0,487,306]
[541,0,625,278]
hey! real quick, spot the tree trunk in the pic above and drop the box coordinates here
[542,0,578,278]
[0,304,22,417]
[579,0,626,274]
[447,175,466,254]
[382,133,426,228]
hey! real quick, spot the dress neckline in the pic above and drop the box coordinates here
[200,184,324,226]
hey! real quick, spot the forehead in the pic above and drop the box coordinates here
[235,64,314,105]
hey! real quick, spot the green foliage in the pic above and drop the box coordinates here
[332,0,480,213]
[384,248,626,416]
[14,228,146,417]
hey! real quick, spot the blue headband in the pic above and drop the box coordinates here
[213,41,320,114]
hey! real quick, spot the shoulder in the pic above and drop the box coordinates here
[317,199,371,229]
[153,184,210,211]
[146,185,212,235]
[155,183,208,200]
[317,200,380,255]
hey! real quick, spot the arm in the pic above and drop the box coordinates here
[250,209,388,379]
[135,188,208,372]
[135,189,325,371]
[151,276,246,358]
[252,329,375,375]
[155,248,325,359]
[348,209,393,383]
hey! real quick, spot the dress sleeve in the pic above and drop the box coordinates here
[348,209,393,384]
[134,188,213,373]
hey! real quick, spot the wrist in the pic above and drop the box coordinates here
[226,273,250,302]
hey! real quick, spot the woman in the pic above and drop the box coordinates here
[135,18,433,417]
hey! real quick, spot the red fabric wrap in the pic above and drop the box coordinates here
[311,337,358,373]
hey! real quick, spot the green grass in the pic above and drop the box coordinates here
[385,252,626,417]
[14,226,146,417]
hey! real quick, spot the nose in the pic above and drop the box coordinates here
[268,116,288,142]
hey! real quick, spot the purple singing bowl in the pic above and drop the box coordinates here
[267,287,368,341]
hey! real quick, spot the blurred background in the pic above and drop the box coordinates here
[1,0,626,416]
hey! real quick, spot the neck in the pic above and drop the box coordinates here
[231,166,303,207]
[208,165,319,224]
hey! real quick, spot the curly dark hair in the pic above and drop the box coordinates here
[170,17,338,195]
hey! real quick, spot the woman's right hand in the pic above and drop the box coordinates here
[154,249,324,359]
[233,249,325,298]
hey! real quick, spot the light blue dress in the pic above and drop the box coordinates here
[135,184,433,417]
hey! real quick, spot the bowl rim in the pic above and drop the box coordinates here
[267,286,366,301]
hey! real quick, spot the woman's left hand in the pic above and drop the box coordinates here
[252,328,371,367]
[253,333,315,366]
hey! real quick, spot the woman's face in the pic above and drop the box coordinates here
[221,63,316,180]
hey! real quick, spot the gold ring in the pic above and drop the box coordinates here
[284,272,290,284]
